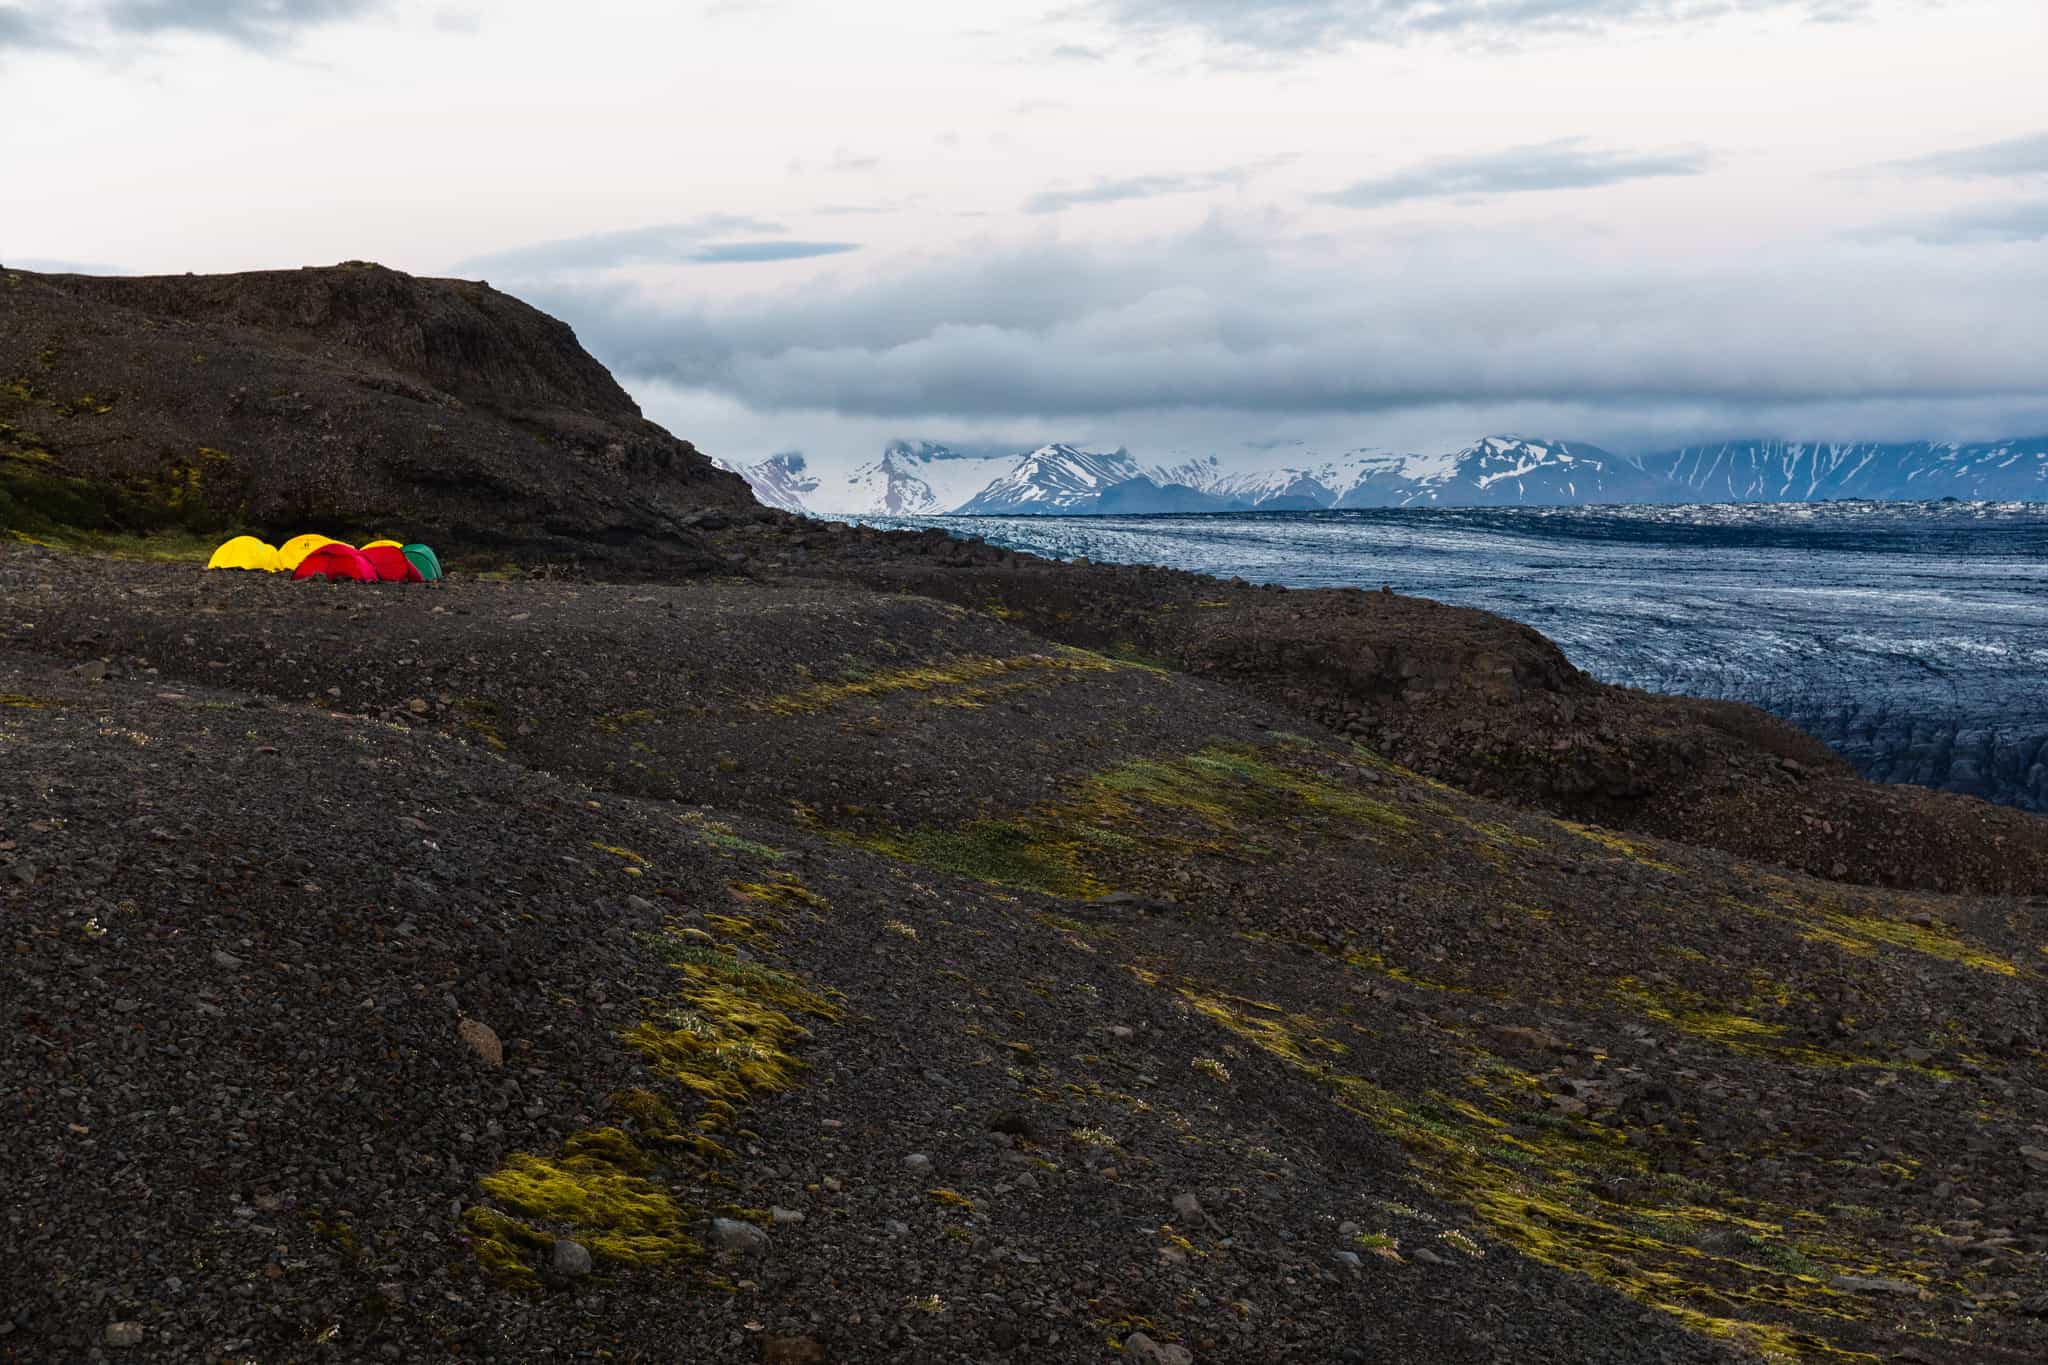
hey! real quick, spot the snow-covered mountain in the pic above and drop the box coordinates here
[723,441,1016,516]
[1144,454,1354,510]
[727,434,2048,517]
[953,444,1143,515]
[1144,438,1655,510]
[720,451,818,513]
[834,440,1021,517]
[1654,439,2048,503]
[1362,436,1670,507]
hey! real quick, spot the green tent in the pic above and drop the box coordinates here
[401,543,444,582]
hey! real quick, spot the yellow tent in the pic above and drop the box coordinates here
[206,535,282,573]
[278,534,349,571]
[362,539,403,549]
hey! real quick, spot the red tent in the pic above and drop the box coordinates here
[360,544,426,583]
[291,544,379,583]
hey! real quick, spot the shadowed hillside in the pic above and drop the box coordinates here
[0,262,754,568]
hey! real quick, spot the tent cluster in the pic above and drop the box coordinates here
[206,535,444,583]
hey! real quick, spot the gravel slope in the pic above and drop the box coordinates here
[4,545,2047,1364]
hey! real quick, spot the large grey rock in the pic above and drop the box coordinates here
[551,1239,592,1278]
[1122,1331,1194,1365]
[709,1217,770,1257]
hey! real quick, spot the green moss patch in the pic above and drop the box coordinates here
[759,649,1121,715]
[1,437,236,548]
[465,1128,696,1290]
[467,880,838,1291]
[624,935,839,1108]
[1152,972,1929,1362]
[840,740,1412,898]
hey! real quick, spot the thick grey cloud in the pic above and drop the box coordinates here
[454,218,855,277]
[1095,0,1874,54]
[528,221,2048,436]
[1886,131,2048,179]
[1023,163,1274,213]
[1876,199,2048,245]
[1321,138,1711,208]
[0,2,77,46]
[0,0,380,49]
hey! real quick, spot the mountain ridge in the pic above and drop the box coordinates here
[727,434,2048,516]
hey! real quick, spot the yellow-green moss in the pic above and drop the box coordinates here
[760,650,1120,715]
[624,941,838,1107]
[849,819,1106,898]
[1816,912,2018,977]
[731,875,828,911]
[1611,977,1788,1053]
[1465,818,1545,850]
[1150,972,1912,1361]
[841,740,1412,899]
[462,1206,551,1291]
[928,1188,976,1211]
[612,1087,684,1141]
[695,822,784,861]
[703,912,781,950]
[1556,819,1683,874]
[471,1129,695,1273]
[469,882,840,1291]
[452,697,508,751]
[1084,745,1412,832]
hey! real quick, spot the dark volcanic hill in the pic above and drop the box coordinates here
[0,262,754,567]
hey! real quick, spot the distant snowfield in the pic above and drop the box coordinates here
[722,435,2048,517]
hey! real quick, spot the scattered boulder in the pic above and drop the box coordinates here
[1122,1330,1194,1365]
[1830,1275,1922,1297]
[551,1239,592,1279]
[710,1218,770,1258]
[457,1018,503,1067]
[1488,1024,1570,1052]
[988,1111,1034,1138]
[104,1322,144,1349]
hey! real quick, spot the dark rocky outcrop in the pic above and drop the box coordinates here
[0,262,754,568]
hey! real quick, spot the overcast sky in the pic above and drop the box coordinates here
[7,0,2047,469]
